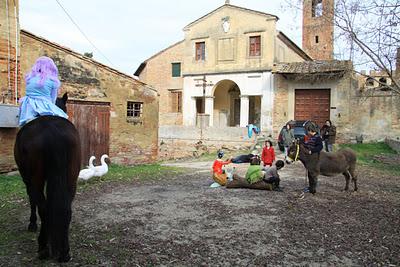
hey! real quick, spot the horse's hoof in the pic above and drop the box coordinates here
[28,223,37,232]
[58,254,71,263]
[38,248,50,260]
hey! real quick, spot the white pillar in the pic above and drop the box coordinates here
[240,95,249,127]
[184,97,197,126]
[205,96,214,127]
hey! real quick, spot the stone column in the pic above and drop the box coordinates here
[205,96,214,127]
[240,95,249,127]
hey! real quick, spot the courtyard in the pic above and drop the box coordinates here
[0,144,399,266]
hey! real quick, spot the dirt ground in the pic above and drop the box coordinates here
[7,155,400,266]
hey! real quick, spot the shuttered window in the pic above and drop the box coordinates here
[249,36,261,57]
[195,42,206,61]
[172,63,181,77]
[170,91,182,113]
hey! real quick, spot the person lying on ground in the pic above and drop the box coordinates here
[231,150,260,164]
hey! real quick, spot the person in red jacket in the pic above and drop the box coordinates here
[212,150,231,186]
[261,140,275,167]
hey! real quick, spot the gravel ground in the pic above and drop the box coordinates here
[3,156,400,266]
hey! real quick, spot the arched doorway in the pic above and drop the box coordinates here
[213,80,241,127]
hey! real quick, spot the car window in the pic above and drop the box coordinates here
[293,127,306,136]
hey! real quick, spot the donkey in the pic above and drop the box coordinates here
[287,140,358,192]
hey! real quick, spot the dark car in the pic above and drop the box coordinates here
[277,120,307,151]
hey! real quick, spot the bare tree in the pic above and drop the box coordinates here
[283,0,400,94]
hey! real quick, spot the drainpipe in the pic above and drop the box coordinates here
[13,0,19,105]
[6,0,12,102]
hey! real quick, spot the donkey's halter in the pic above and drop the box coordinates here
[294,144,300,161]
[289,144,300,161]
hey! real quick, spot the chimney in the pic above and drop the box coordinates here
[225,0,230,4]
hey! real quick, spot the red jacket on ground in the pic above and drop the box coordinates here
[261,147,275,166]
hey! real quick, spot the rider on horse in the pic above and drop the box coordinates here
[18,56,68,126]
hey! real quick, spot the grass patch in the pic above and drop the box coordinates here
[339,142,400,175]
[78,163,184,191]
[0,164,184,201]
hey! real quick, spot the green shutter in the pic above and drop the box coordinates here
[172,63,181,77]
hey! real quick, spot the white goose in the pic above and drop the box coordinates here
[93,154,109,177]
[78,156,96,181]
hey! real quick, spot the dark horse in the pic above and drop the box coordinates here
[14,93,81,262]
[287,139,358,193]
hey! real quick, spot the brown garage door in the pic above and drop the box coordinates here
[295,89,330,127]
[67,100,110,167]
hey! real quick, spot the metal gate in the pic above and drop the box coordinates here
[295,89,330,127]
[67,100,110,167]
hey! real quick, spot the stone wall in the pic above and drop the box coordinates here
[349,90,400,142]
[158,126,255,159]
[385,138,400,153]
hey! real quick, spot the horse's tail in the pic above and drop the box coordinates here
[45,120,80,260]
[45,146,72,259]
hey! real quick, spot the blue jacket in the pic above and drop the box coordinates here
[306,134,323,154]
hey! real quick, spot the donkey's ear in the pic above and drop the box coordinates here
[62,92,68,102]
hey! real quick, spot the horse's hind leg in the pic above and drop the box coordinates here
[36,191,50,260]
[342,171,351,191]
[26,187,38,232]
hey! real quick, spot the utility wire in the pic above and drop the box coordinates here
[54,0,115,67]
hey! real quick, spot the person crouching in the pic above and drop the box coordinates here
[262,160,285,191]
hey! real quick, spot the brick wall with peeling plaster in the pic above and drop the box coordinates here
[19,31,159,166]
[0,25,159,172]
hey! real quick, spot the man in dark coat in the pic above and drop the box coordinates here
[320,120,336,152]
[304,122,323,194]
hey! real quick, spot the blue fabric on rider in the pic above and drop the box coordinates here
[19,76,68,126]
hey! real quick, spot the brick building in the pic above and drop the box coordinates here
[302,0,334,60]
[136,1,399,159]
[0,1,159,172]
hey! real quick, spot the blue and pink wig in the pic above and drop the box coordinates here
[25,56,60,87]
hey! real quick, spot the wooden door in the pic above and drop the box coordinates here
[67,100,110,167]
[295,89,330,127]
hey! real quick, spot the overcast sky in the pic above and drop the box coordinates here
[19,0,301,76]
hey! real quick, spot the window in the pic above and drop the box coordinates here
[315,35,319,43]
[127,101,143,125]
[312,0,323,17]
[172,63,181,77]
[249,36,261,57]
[379,77,387,85]
[170,91,182,113]
[366,77,374,87]
[195,42,205,61]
